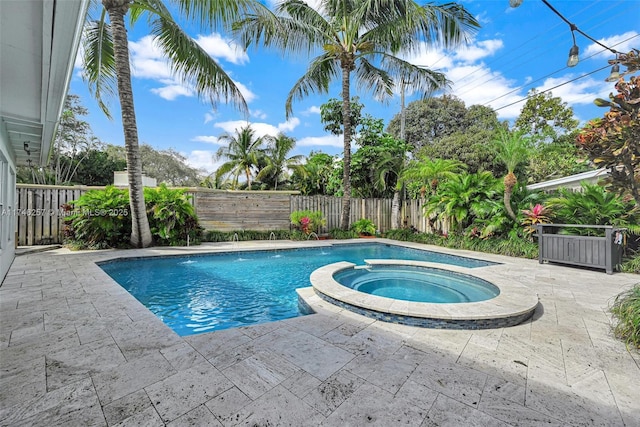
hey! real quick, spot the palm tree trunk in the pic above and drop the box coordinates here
[503,173,517,221]
[104,0,152,248]
[340,65,352,230]
[391,190,400,229]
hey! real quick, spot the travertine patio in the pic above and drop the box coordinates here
[1,240,638,426]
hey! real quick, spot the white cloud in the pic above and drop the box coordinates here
[183,150,220,174]
[583,31,639,60]
[233,80,257,103]
[192,135,221,145]
[278,117,300,133]
[195,34,249,65]
[125,34,255,103]
[204,112,217,124]
[297,135,343,148]
[453,39,503,63]
[150,82,194,100]
[212,117,301,138]
[251,109,268,119]
[302,106,322,115]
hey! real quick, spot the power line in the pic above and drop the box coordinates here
[493,63,611,112]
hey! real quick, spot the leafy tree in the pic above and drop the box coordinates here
[235,0,478,229]
[215,125,265,189]
[257,134,305,190]
[320,97,364,136]
[514,89,579,145]
[526,139,590,183]
[18,94,102,185]
[74,149,127,185]
[290,151,341,196]
[577,51,640,206]
[82,0,256,247]
[492,129,530,221]
[388,95,480,153]
[106,144,204,186]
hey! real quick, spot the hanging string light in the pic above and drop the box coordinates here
[509,0,634,81]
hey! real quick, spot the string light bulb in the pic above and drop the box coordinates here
[567,44,579,67]
[605,63,621,82]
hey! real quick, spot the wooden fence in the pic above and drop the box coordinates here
[14,184,436,245]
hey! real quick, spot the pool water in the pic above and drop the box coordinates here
[333,265,499,303]
[99,243,495,336]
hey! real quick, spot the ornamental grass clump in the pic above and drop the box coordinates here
[610,284,640,349]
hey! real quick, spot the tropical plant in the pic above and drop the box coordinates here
[351,218,377,236]
[65,186,131,249]
[290,210,326,234]
[256,134,305,190]
[234,0,478,229]
[144,184,202,245]
[424,171,499,233]
[521,203,552,236]
[577,52,640,206]
[402,157,466,198]
[82,0,256,247]
[290,151,340,196]
[547,183,639,232]
[492,129,530,221]
[610,283,640,349]
[215,125,265,189]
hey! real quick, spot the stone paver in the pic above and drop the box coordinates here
[0,240,638,426]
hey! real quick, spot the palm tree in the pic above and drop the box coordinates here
[492,129,530,221]
[402,157,466,196]
[425,171,498,233]
[234,0,478,229]
[215,125,264,189]
[257,134,305,190]
[82,0,256,247]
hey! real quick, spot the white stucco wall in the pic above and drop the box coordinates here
[0,122,17,283]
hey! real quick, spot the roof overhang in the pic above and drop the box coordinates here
[0,0,89,166]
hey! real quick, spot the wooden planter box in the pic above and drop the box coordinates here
[536,224,625,274]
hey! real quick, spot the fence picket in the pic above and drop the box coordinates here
[14,185,431,245]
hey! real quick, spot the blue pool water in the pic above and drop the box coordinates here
[99,243,496,336]
[333,265,499,303]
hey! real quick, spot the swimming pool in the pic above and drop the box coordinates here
[99,243,496,336]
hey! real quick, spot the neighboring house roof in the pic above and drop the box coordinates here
[526,168,609,192]
[0,0,89,166]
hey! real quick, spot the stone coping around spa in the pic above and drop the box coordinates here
[309,259,539,322]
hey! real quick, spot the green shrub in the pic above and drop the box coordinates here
[144,184,202,246]
[329,228,358,239]
[620,251,640,274]
[290,210,326,234]
[351,218,376,235]
[203,229,291,242]
[65,186,131,249]
[610,284,640,349]
[66,184,204,248]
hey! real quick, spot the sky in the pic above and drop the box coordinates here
[68,0,640,175]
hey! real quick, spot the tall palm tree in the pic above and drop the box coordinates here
[234,0,478,229]
[257,134,305,190]
[492,129,530,221]
[215,125,264,189]
[82,0,256,247]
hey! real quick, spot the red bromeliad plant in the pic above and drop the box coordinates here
[576,50,640,206]
[299,216,311,234]
[521,203,552,236]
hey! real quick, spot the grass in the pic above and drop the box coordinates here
[610,283,640,349]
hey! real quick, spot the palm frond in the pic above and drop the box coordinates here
[286,54,338,117]
[145,4,247,113]
[82,8,117,119]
